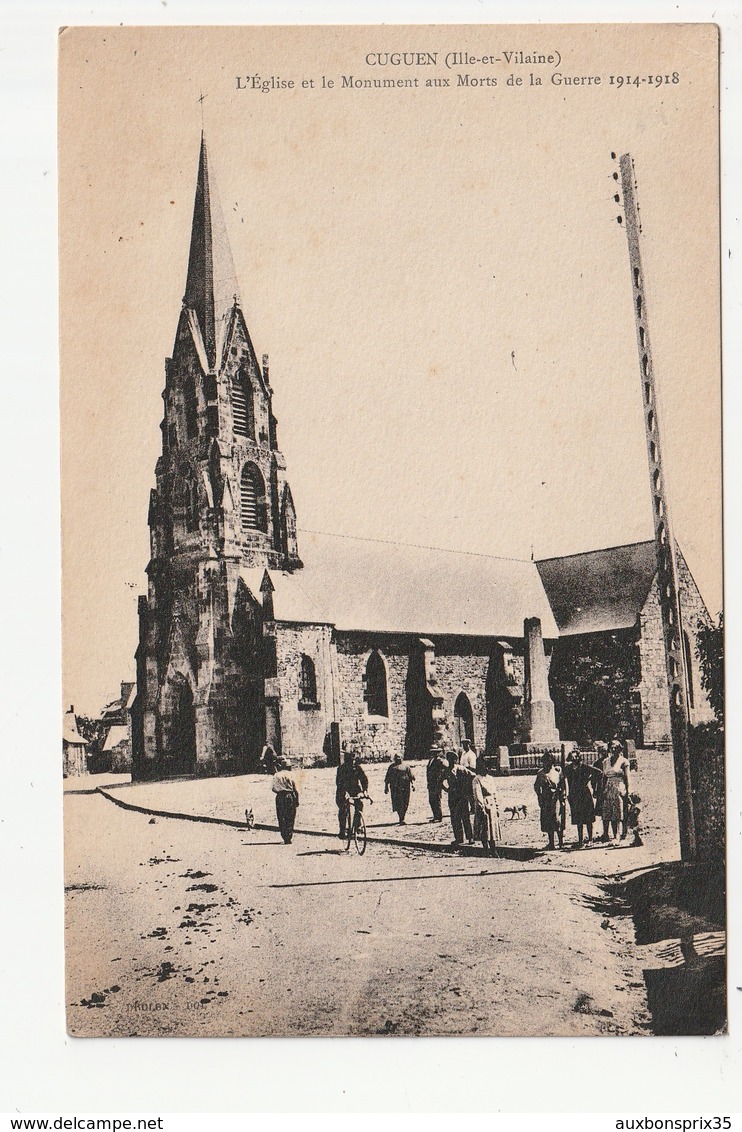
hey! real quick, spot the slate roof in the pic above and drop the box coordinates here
[535,541,658,636]
[241,530,560,638]
[102,725,129,752]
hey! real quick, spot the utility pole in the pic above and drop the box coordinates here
[614,151,696,861]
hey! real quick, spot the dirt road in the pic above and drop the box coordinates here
[65,789,654,1037]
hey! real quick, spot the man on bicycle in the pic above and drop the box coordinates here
[335,747,369,839]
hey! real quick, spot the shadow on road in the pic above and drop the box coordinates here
[594,861,726,1035]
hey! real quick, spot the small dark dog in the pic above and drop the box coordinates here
[244,806,255,830]
[504,804,528,820]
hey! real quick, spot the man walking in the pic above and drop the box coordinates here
[271,758,300,844]
[426,747,448,821]
[447,751,473,846]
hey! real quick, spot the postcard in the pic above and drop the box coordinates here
[60,23,723,1037]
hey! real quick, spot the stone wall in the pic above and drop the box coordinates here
[270,628,533,765]
[638,556,715,748]
[434,645,488,753]
[275,622,336,766]
[334,635,409,763]
[330,632,526,764]
[676,550,716,728]
[637,579,673,748]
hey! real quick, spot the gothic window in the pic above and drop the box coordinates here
[299,655,318,706]
[184,377,198,440]
[240,463,267,532]
[365,650,388,717]
[231,369,254,439]
[453,692,474,746]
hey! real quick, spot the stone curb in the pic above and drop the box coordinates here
[95,785,537,859]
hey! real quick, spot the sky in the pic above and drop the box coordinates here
[59,24,722,715]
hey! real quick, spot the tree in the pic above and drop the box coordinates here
[696,612,724,725]
[76,714,106,750]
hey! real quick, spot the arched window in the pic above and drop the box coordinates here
[231,369,254,439]
[300,655,318,705]
[184,377,198,440]
[240,463,266,532]
[365,650,388,717]
[682,630,695,709]
[453,691,474,747]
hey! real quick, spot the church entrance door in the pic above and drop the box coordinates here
[167,678,197,777]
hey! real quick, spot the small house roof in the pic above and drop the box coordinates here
[62,709,87,747]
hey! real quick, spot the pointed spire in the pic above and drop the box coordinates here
[184,134,240,370]
[260,569,275,619]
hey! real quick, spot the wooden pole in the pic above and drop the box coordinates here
[615,152,696,861]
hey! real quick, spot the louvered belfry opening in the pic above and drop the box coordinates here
[231,369,252,438]
[241,463,265,532]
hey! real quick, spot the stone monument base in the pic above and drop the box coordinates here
[502,741,576,775]
[510,742,563,757]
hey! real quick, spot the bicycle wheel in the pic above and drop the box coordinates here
[354,814,367,855]
[344,808,353,852]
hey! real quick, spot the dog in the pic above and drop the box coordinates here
[244,806,255,830]
[504,804,528,820]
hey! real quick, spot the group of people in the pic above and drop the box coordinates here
[424,741,502,855]
[377,740,502,855]
[264,736,640,856]
[533,740,641,851]
[333,740,502,855]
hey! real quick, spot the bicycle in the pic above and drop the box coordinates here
[342,791,372,855]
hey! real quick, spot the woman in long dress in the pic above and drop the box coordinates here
[565,751,601,847]
[600,740,631,841]
[472,757,502,857]
[533,752,566,850]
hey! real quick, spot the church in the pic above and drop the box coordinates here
[130,136,714,781]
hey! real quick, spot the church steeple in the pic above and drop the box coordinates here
[133,131,302,783]
[183,133,240,370]
[152,133,301,574]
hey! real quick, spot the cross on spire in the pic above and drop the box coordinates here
[198,90,208,130]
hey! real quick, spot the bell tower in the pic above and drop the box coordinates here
[132,134,300,781]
